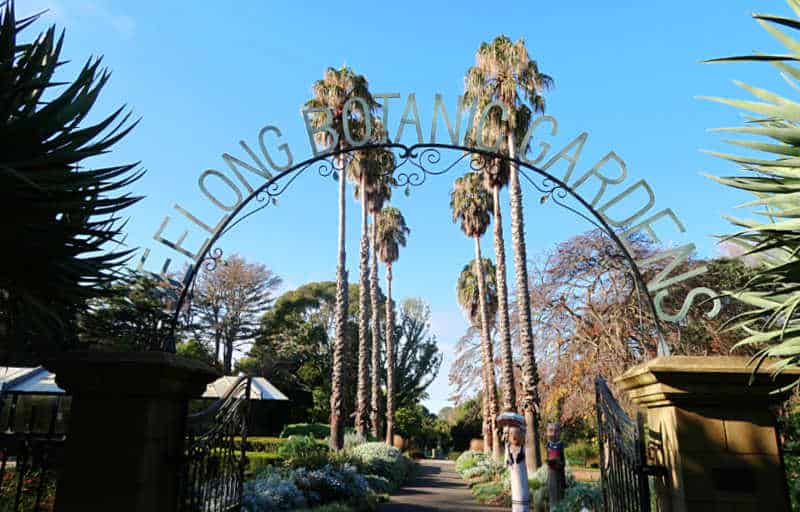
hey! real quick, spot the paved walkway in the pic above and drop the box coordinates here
[378,459,503,511]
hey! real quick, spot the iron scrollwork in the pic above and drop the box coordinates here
[178,376,252,512]
[167,142,668,354]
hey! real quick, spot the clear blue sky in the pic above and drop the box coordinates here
[22,0,795,412]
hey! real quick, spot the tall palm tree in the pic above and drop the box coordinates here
[364,153,395,439]
[465,101,532,417]
[348,139,393,438]
[304,66,377,450]
[465,35,553,469]
[451,171,502,461]
[456,257,499,455]
[375,205,409,445]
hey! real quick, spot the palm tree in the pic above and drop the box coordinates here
[465,35,553,469]
[364,152,395,439]
[451,171,502,461]
[456,257,499,455]
[304,66,377,450]
[348,138,393,438]
[465,101,532,418]
[375,205,409,445]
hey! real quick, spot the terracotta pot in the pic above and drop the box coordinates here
[469,438,484,452]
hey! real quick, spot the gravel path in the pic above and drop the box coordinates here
[378,459,504,511]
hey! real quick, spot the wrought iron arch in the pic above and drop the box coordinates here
[167,142,668,354]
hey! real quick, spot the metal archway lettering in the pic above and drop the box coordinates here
[137,96,722,355]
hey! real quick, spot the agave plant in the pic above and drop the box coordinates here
[0,3,142,359]
[704,0,800,386]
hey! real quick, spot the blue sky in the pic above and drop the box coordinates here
[21,0,797,413]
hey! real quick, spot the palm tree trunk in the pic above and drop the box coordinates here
[492,185,516,413]
[507,134,542,470]
[481,391,491,454]
[356,174,371,438]
[473,237,502,462]
[385,263,395,446]
[331,153,348,451]
[370,218,382,439]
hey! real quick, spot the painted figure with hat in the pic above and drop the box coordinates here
[498,412,529,512]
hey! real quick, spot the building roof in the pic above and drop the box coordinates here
[0,367,64,395]
[202,376,289,401]
[0,367,288,401]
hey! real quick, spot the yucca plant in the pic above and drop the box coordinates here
[704,0,800,387]
[0,3,142,360]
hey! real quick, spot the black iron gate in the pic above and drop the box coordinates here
[178,375,252,512]
[0,394,67,512]
[596,376,657,512]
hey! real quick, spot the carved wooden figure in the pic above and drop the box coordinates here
[498,412,529,512]
[546,422,566,510]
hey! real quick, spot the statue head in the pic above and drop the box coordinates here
[508,425,524,447]
[497,412,526,448]
[546,422,561,442]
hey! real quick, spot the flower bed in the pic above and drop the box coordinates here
[242,438,413,511]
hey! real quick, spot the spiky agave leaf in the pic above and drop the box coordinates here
[0,3,142,359]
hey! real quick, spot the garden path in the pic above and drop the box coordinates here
[378,459,504,511]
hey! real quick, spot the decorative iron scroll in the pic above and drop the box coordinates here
[178,376,252,512]
[167,143,671,356]
[596,376,655,512]
[0,395,67,512]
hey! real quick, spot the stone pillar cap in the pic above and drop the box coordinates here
[615,355,800,408]
[44,350,221,397]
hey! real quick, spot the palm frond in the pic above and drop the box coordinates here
[0,2,142,358]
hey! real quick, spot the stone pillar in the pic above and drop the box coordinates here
[45,351,220,512]
[616,356,797,512]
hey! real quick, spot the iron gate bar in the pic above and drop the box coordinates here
[0,396,66,512]
[179,375,251,512]
[596,376,656,512]
[167,142,668,355]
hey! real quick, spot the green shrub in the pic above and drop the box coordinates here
[446,451,462,461]
[244,465,374,511]
[565,441,598,467]
[278,435,330,469]
[349,442,409,489]
[553,482,602,512]
[454,450,487,474]
[462,457,504,484]
[471,481,506,506]
[342,431,372,451]
[236,436,286,453]
[786,453,800,511]
[245,451,284,474]
[296,504,353,512]
[280,423,331,439]
[364,474,392,494]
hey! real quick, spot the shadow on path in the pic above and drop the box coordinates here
[378,459,504,511]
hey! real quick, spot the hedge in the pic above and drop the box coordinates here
[280,423,331,439]
[279,423,356,439]
[234,436,286,453]
[244,451,284,474]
